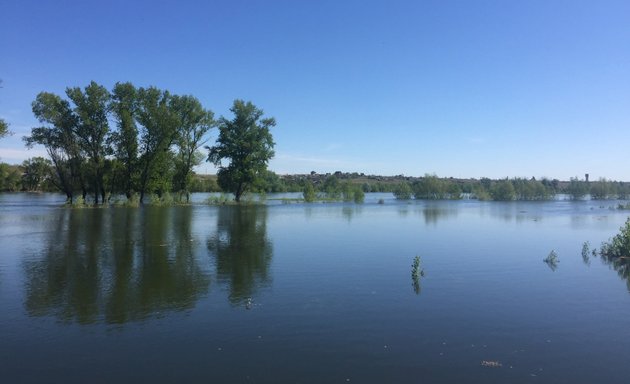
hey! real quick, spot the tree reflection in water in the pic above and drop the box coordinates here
[207,206,273,305]
[24,206,210,324]
[599,254,630,292]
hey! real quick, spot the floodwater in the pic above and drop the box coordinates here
[1,193,629,383]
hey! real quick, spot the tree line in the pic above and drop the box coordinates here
[392,174,630,201]
[22,81,275,204]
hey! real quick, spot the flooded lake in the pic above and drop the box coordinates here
[1,193,630,383]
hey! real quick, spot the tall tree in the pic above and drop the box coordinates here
[135,87,180,203]
[25,92,84,203]
[109,82,139,199]
[172,95,214,202]
[207,100,275,202]
[66,81,111,204]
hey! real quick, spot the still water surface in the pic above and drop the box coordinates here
[1,193,630,383]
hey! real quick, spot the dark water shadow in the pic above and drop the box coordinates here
[23,206,210,324]
[207,205,273,305]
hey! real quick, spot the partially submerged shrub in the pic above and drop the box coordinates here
[393,182,412,200]
[411,255,425,294]
[543,250,559,271]
[599,218,630,259]
[206,194,233,205]
[581,241,591,265]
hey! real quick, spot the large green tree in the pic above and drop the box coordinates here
[135,87,180,203]
[207,100,275,202]
[172,95,214,202]
[66,81,111,204]
[109,82,139,199]
[25,92,84,202]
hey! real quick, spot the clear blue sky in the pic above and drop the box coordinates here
[1,0,629,180]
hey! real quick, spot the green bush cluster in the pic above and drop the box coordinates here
[600,218,630,259]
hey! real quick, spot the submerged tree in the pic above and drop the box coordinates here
[207,100,275,202]
[172,95,215,202]
[109,82,139,199]
[135,87,181,203]
[66,81,111,204]
[25,92,84,203]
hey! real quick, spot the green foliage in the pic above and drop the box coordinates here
[0,80,11,139]
[411,255,424,295]
[471,183,491,200]
[26,91,84,203]
[489,179,516,201]
[0,163,22,191]
[411,175,462,200]
[135,87,181,203]
[66,81,111,204]
[393,182,412,200]
[206,194,234,205]
[207,100,275,202]
[543,250,559,271]
[411,255,424,279]
[599,218,630,259]
[190,175,221,192]
[253,170,287,193]
[446,182,463,199]
[340,182,365,203]
[582,241,591,265]
[0,118,10,139]
[149,191,174,206]
[413,174,446,199]
[109,82,139,199]
[303,180,316,202]
[589,178,612,200]
[322,175,341,199]
[511,178,553,200]
[566,177,588,200]
[171,95,215,200]
[21,157,52,191]
[353,187,365,203]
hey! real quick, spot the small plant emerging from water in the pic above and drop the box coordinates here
[581,241,591,265]
[543,250,559,271]
[411,255,425,294]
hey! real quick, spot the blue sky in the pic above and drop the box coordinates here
[1,0,629,180]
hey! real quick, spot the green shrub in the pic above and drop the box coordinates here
[303,181,316,203]
[600,218,630,259]
[393,182,412,200]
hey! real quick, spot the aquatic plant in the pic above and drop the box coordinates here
[543,250,559,271]
[393,182,412,200]
[303,181,316,202]
[206,194,233,205]
[581,241,591,265]
[71,196,87,208]
[411,255,425,294]
[411,255,425,279]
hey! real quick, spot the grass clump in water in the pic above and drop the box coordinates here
[543,250,559,271]
[411,255,425,294]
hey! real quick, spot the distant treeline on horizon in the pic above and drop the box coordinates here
[1,162,629,202]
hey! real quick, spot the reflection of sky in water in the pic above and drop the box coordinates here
[1,193,630,383]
